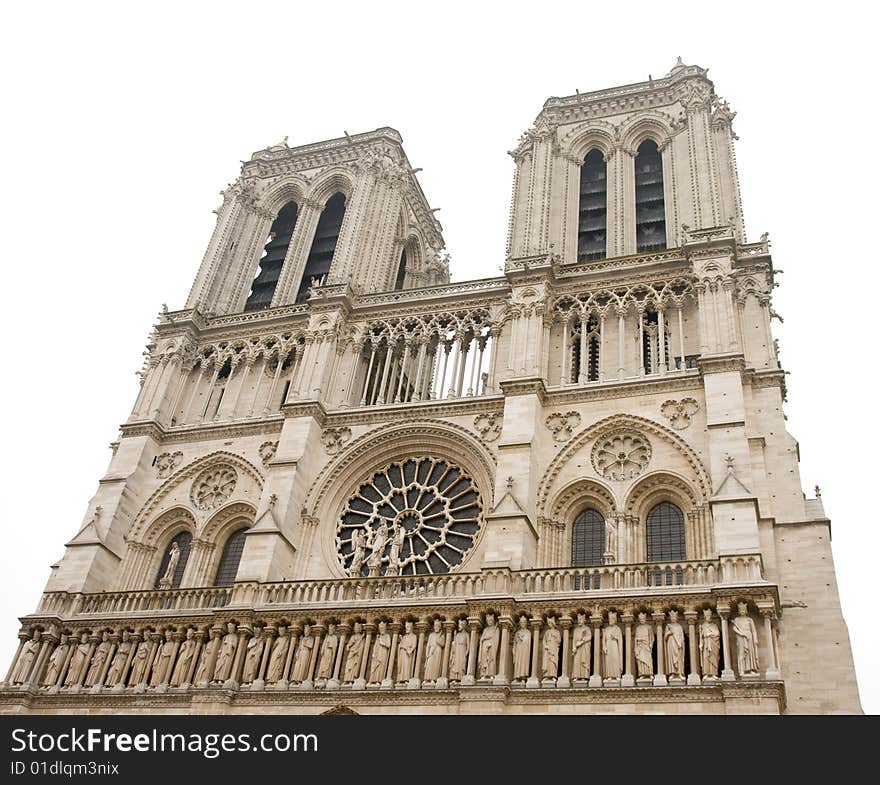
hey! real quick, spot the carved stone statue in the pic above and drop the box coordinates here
[512,615,531,680]
[316,624,339,681]
[385,525,406,577]
[127,639,150,685]
[423,620,444,682]
[449,618,469,682]
[291,625,315,683]
[214,623,239,683]
[342,622,365,683]
[366,521,389,576]
[158,542,180,589]
[170,629,196,686]
[64,632,90,686]
[634,612,655,679]
[602,612,623,679]
[194,632,218,685]
[368,621,391,683]
[478,613,500,678]
[699,609,721,678]
[84,632,111,687]
[349,529,366,577]
[542,616,561,679]
[571,613,592,680]
[664,610,685,679]
[150,629,176,686]
[265,627,290,684]
[11,629,41,684]
[241,627,264,684]
[732,603,760,675]
[106,631,132,687]
[44,635,69,687]
[396,621,418,682]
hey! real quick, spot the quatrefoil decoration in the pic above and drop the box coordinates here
[660,398,699,430]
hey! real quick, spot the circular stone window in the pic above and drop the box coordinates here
[336,457,483,577]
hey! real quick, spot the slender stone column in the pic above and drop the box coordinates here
[658,307,667,373]
[159,632,182,690]
[410,621,428,689]
[677,305,686,369]
[411,341,427,401]
[560,315,570,385]
[558,616,572,688]
[328,624,348,691]
[439,620,454,689]
[355,624,374,689]
[719,609,735,681]
[685,610,701,685]
[375,344,395,405]
[278,627,300,689]
[394,343,411,402]
[526,617,542,689]
[494,616,512,686]
[382,623,400,689]
[638,310,646,376]
[304,625,324,690]
[761,609,781,679]
[617,308,626,380]
[254,626,275,690]
[116,630,140,691]
[589,614,603,687]
[135,631,161,692]
[3,631,29,685]
[224,625,249,688]
[197,364,221,423]
[54,638,77,692]
[24,632,56,690]
[185,629,205,687]
[652,612,667,686]
[621,612,635,687]
[578,314,589,383]
[462,617,480,685]
[198,625,223,687]
[96,636,117,690]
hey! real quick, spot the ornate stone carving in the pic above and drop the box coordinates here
[602,612,623,679]
[664,611,685,681]
[423,620,444,682]
[699,609,721,679]
[155,451,183,479]
[732,603,760,676]
[477,613,500,679]
[258,441,278,467]
[541,616,561,679]
[321,427,352,456]
[448,619,469,682]
[545,411,581,443]
[512,615,531,681]
[191,466,238,511]
[571,613,592,680]
[660,398,699,430]
[473,412,502,442]
[634,613,654,681]
[591,431,651,481]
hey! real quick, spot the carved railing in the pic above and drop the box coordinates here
[38,587,233,617]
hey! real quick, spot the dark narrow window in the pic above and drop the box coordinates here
[244,201,299,312]
[154,531,192,589]
[635,140,666,252]
[646,501,685,562]
[213,528,248,587]
[297,192,346,302]
[572,509,605,567]
[578,149,607,261]
[394,248,407,290]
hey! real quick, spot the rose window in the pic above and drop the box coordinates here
[591,431,651,481]
[191,466,238,511]
[337,457,482,576]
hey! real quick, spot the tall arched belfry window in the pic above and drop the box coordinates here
[578,149,607,261]
[646,501,685,561]
[394,248,407,290]
[296,192,346,302]
[213,527,248,587]
[572,509,605,566]
[244,201,298,312]
[154,531,192,589]
[635,140,666,252]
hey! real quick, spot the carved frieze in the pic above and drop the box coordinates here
[258,441,278,467]
[545,411,581,443]
[155,451,183,479]
[322,427,352,456]
[473,413,502,442]
[660,398,699,430]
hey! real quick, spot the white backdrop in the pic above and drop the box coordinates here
[0,1,876,713]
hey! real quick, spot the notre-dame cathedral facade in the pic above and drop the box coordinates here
[0,61,862,714]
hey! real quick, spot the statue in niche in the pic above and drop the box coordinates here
[368,621,391,683]
[342,622,365,683]
[423,620,445,682]
[634,613,655,678]
[478,613,500,678]
[106,631,132,686]
[664,611,685,678]
[241,627,265,684]
[732,603,760,675]
[571,613,592,680]
[316,624,339,681]
[512,615,531,681]
[291,625,315,683]
[127,638,150,685]
[602,612,623,679]
[366,521,389,576]
[449,618,469,682]
[11,629,41,684]
[605,519,617,556]
[385,525,406,577]
[194,632,218,685]
[349,529,366,577]
[44,635,70,687]
[64,632,90,687]
[542,616,561,679]
[213,623,239,683]
[396,621,418,682]
[150,629,176,686]
[84,631,111,687]
[699,609,721,678]
[170,629,196,686]
[158,542,180,590]
[265,627,290,684]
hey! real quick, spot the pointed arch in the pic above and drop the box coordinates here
[297,191,347,302]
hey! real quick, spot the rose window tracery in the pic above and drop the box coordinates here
[191,466,238,511]
[337,457,482,577]
[591,431,651,481]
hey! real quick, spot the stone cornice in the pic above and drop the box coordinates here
[280,400,327,424]
[322,395,505,427]
[499,377,548,400]
[120,418,283,445]
[697,354,746,375]
[543,372,702,404]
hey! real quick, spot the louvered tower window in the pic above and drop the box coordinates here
[394,248,407,290]
[154,531,192,590]
[244,201,299,312]
[296,192,346,302]
[646,501,685,561]
[635,140,666,252]
[571,509,605,566]
[213,528,248,587]
[578,149,607,261]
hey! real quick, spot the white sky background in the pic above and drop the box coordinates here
[0,1,876,713]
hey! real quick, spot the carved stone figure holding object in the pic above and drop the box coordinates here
[699,609,721,679]
[423,619,445,682]
[512,615,531,681]
[571,613,592,680]
[478,613,500,678]
[732,603,760,676]
[449,618,469,682]
[634,612,654,679]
